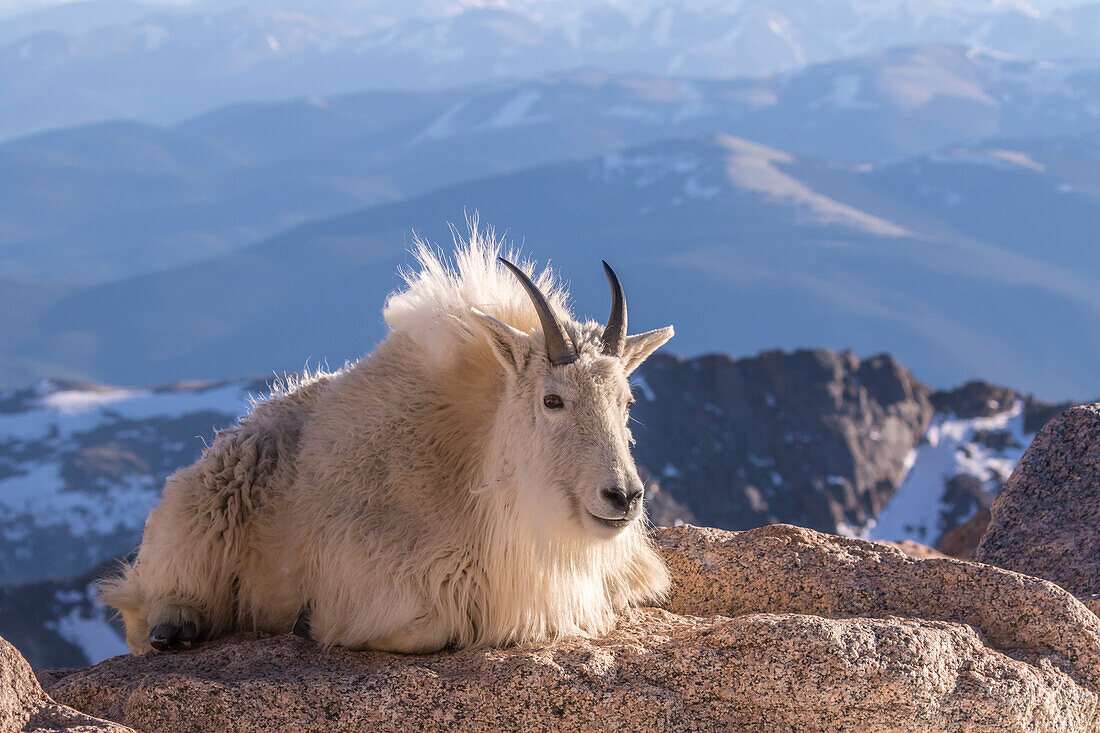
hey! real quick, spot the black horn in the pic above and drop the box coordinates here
[498,257,577,366]
[600,260,627,357]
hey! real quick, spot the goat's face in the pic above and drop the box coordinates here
[471,259,672,540]
[518,354,647,538]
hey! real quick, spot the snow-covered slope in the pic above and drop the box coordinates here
[0,378,259,584]
[0,377,264,667]
[0,569,129,668]
[869,402,1030,544]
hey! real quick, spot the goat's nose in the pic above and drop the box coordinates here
[601,486,643,514]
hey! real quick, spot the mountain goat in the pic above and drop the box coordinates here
[100,234,674,654]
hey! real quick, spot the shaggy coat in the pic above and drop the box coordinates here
[101,236,674,653]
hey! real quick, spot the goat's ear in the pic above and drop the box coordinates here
[621,326,674,374]
[470,308,530,373]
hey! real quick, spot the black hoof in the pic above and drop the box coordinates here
[148,624,173,652]
[177,620,196,650]
[293,603,312,639]
[149,620,198,652]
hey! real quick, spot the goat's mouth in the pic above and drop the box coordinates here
[586,512,634,529]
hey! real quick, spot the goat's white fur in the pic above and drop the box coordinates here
[100,230,673,653]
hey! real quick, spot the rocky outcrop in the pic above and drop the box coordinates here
[930,380,1020,419]
[977,402,1100,603]
[875,538,949,559]
[928,380,1072,435]
[633,350,933,534]
[42,525,1100,732]
[936,506,990,560]
[1,635,132,732]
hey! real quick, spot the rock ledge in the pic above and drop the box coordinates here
[39,524,1100,733]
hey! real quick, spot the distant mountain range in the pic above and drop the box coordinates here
[0,348,1068,668]
[4,128,1100,399]
[4,0,1100,139]
[3,41,1100,398]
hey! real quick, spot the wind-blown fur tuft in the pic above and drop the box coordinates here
[384,226,571,369]
[100,226,672,654]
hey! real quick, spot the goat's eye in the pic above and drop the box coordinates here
[543,394,564,410]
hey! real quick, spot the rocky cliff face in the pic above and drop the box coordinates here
[632,349,932,533]
[868,378,1074,549]
[25,524,1100,733]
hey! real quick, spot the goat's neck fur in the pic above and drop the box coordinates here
[451,383,663,647]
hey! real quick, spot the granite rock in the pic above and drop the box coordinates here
[936,506,991,560]
[976,402,1100,600]
[875,538,949,559]
[44,524,1100,733]
[1,635,132,732]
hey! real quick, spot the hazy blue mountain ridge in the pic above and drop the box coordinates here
[5,45,1100,291]
[5,130,1096,399]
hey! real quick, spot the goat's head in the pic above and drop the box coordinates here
[471,258,673,540]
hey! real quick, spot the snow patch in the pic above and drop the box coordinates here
[47,587,129,665]
[1,466,161,538]
[409,99,469,143]
[602,150,700,187]
[0,382,253,542]
[928,147,1046,173]
[835,520,871,540]
[40,388,138,415]
[0,382,251,444]
[482,90,543,129]
[870,403,1029,544]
